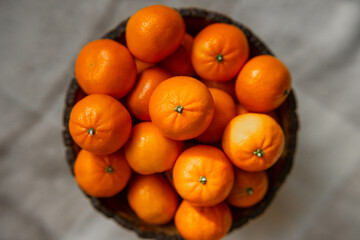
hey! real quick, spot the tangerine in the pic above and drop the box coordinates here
[74,149,131,197]
[175,200,232,240]
[126,5,185,63]
[75,39,136,98]
[222,113,284,172]
[127,174,178,224]
[235,55,291,112]
[124,122,182,175]
[69,94,132,155]
[149,76,214,140]
[173,145,234,207]
[192,23,249,81]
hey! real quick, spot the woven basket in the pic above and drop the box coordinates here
[63,8,299,240]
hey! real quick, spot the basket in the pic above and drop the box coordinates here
[62,8,299,240]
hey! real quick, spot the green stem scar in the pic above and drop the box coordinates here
[174,105,184,114]
[283,89,288,96]
[215,53,224,62]
[199,176,207,185]
[254,149,264,157]
[246,187,254,195]
[105,166,114,173]
[87,128,96,136]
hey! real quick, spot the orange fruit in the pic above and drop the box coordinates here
[160,33,195,76]
[75,39,136,98]
[127,174,179,224]
[192,23,249,81]
[236,103,279,122]
[173,145,234,207]
[149,76,215,141]
[134,58,154,74]
[235,55,291,112]
[123,122,183,175]
[126,67,172,121]
[196,88,237,143]
[74,149,132,197]
[126,5,186,63]
[222,113,284,172]
[202,78,236,98]
[69,94,132,155]
[175,200,232,240]
[227,168,268,208]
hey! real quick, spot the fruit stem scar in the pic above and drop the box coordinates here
[246,187,254,195]
[105,166,114,173]
[283,89,288,96]
[215,53,224,63]
[253,149,264,157]
[174,105,184,114]
[87,128,96,136]
[199,176,207,185]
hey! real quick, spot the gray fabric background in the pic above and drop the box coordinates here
[1,0,360,239]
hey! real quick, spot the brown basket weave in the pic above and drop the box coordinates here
[63,8,299,240]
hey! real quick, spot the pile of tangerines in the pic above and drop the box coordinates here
[69,5,291,240]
